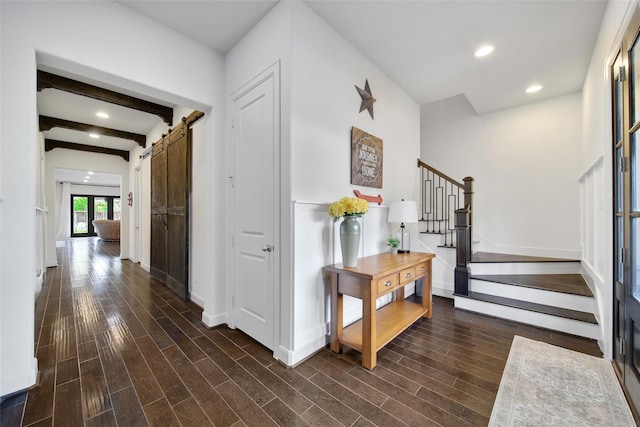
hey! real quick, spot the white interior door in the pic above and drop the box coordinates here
[231,66,278,350]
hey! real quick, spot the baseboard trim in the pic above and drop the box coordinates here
[0,357,38,397]
[201,310,226,328]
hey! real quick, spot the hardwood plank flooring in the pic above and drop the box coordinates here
[1,237,602,426]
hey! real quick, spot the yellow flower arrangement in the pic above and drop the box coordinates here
[328,197,369,222]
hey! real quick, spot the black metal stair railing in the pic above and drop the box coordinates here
[417,159,474,295]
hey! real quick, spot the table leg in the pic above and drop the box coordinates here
[362,282,376,369]
[422,262,433,319]
[330,273,343,353]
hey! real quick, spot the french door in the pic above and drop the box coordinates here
[612,10,640,412]
[71,195,121,237]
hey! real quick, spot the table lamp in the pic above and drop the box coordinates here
[388,200,418,253]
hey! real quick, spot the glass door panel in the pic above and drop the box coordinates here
[113,199,121,220]
[94,197,108,221]
[72,196,89,234]
[632,36,640,126]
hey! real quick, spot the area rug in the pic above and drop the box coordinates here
[489,335,635,426]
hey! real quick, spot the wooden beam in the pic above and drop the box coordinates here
[38,70,173,125]
[44,139,129,162]
[39,115,146,147]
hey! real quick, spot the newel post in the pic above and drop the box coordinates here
[455,208,471,296]
[463,177,474,258]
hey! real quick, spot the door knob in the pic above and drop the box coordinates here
[262,245,273,252]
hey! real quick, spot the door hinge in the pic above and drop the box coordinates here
[228,176,234,188]
[231,118,235,129]
[620,65,626,82]
[619,337,626,356]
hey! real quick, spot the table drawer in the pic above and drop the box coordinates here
[377,273,399,295]
[400,266,417,285]
[415,262,428,278]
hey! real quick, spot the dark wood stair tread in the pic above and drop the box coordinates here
[458,291,597,324]
[471,274,593,297]
[471,252,579,263]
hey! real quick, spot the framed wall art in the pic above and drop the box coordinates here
[351,126,383,189]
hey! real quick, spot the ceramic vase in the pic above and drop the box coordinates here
[340,215,360,267]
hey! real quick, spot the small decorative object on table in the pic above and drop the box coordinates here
[388,199,418,253]
[328,197,369,267]
[386,236,400,254]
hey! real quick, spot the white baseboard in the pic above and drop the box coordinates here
[0,357,38,397]
[140,262,150,273]
[190,292,204,309]
[433,286,454,299]
[202,310,226,328]
[274,344,294,366]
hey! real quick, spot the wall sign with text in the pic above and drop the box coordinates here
[351,126,383,189]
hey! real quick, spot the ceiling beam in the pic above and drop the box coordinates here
[44,139,130,162]
[38,70,173,126]
[39,115,146,147]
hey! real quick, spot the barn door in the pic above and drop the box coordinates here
[151,136,168,285]
[165,123,190,299]
[151,114,202,300]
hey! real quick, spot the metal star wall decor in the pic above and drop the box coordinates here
[355,79,376,119]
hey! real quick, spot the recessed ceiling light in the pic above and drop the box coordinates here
[95,112,109,119]
[526,84,543,94]
[89,133,100,139]
[84,176,91,179]
[88,171,94,175]
[83,180,88,183]
[474,44,495,58]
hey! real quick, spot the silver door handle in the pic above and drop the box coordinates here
[262,245,273,252]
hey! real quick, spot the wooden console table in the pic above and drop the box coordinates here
[323,252,435,369]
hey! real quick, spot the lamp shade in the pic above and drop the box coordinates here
[388,200,418,223]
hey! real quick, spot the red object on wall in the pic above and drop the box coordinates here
[353,189,383,205]
[127,192,133,207]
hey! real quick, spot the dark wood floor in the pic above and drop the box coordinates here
[1,238,602,427]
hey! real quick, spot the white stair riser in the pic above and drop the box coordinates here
[470,262,580,275]
[470,279,595,313]
[454,297,600,340]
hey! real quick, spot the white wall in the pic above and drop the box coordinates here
[580,0,635,357]
[288,2,421,364]
[223,1,293,360]
[421,92,583,259]
[0,0,224,396]
[226,2,421,365]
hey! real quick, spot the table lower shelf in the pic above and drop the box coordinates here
[340,300,427,352]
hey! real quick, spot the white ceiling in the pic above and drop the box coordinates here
[41,0,608,185]
[119,0,608,114]
[55,168,122,187]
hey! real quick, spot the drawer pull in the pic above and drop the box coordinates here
[405,273,412,278]
[385,281,393,287]
[419,267,425,272]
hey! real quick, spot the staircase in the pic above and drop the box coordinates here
[454,252,599,339]
[416,159,600,341]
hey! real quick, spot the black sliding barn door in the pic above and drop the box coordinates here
[151,120,191,300]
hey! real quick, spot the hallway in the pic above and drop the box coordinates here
[1,238,601,426]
